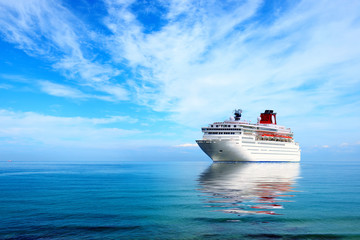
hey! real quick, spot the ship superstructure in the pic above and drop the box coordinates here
[196,109,301,162]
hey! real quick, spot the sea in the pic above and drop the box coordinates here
[0,158,359,239]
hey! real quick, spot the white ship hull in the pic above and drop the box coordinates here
[196,139,300,162]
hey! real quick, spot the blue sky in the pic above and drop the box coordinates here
[0,0,360,160]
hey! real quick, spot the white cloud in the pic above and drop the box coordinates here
[103,0,360,126]
[38,80,129,101]
[0,109,140,148]
[0,0,359,148]
[91,82,129,101]
[175,143,198,148]
[340,142,360,148]
[0,0,127,101]
[0,74,31,83]
[38,81,88,99]
[0,83,12,89]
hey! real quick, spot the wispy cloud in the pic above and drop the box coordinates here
[175,143,198,148]
[0,109,140,148]
[103,0,360,125]
[0,74,31,83]
[0,0,359,148]
[38,81,88,99]
[38,80,128,101]
[0,83,12,89]
[1,0,359,118]
[0,0,127,100]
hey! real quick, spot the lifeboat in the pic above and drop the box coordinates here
[262,133,293,139]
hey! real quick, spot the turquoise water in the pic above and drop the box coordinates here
[0,160,359,239]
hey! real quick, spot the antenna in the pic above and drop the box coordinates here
[234,109,242,121]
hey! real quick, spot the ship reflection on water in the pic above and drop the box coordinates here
[197,162,300,216]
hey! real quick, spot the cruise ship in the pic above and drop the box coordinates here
[196,109,301,162]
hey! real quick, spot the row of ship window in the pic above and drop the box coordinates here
[206,132,237,135]
[211,125,235,127]
[210,125,254,128]
[203,128,240,131]
[257,137,292,142]
[209,125,278,132]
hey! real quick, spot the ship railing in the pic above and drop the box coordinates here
[214,121,252,124]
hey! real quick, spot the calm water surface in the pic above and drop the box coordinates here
[0,160,359,239]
